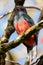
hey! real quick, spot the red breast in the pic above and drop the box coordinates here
[14,20,35,46]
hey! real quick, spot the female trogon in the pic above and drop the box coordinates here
[14,0,38,63]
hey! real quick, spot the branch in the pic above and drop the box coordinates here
[36,55,43,65]
[1,20,43,52]
[0,11,12,19]
[0,8,15,43]
[38,8,43,22]
[25,6,41,11]
[0,8,16,65]
[31,55,43,65]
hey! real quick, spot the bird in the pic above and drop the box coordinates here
[14,0,38,64]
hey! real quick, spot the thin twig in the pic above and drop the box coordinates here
[0,11,13,19]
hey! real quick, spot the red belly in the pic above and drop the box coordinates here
[14,20,35,46]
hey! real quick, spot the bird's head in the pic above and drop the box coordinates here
[14,0,25,6]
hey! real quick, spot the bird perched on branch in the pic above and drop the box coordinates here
[14,0,38,63]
